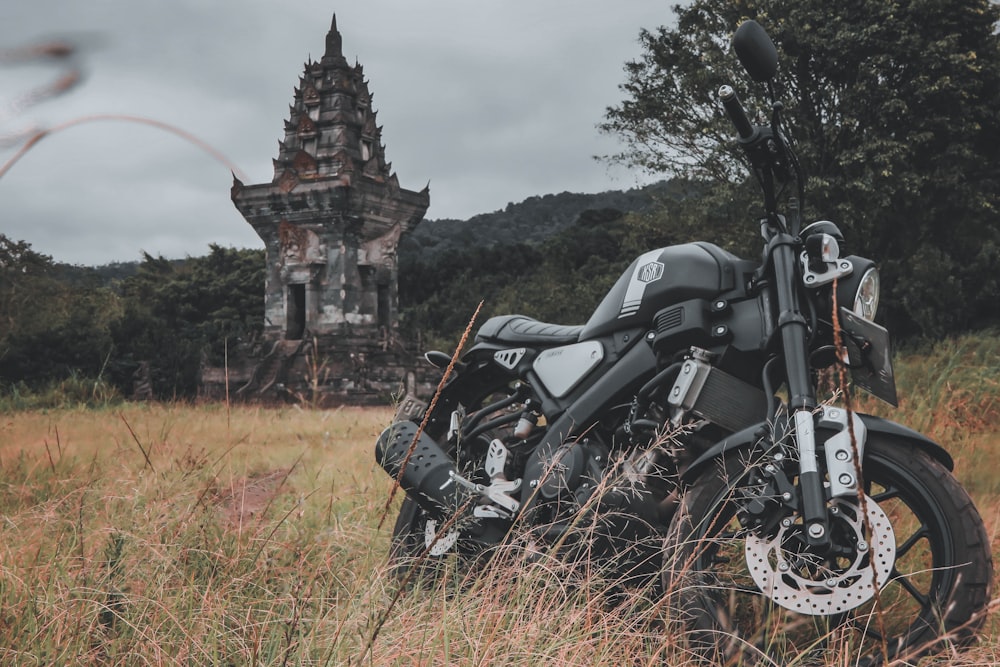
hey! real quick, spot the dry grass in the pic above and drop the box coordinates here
[1,332,999,665]
[0,404,398,665]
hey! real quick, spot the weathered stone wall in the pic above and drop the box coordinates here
[198,335,440,406]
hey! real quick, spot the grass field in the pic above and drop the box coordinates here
[1,333,998,665]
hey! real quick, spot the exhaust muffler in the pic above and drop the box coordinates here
[375,420,472,519]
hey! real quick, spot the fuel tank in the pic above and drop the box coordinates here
[579,242,739,340]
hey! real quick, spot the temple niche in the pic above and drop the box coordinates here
[201,15,434,404]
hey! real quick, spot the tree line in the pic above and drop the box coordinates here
[0,237,264,400]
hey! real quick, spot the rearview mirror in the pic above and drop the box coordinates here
[733,20,778,82]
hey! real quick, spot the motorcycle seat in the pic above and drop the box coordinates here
[476,315,583,346]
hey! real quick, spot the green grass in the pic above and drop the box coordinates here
[0,373,123,412]
[0,331,998,665]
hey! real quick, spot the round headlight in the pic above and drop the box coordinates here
[853,267,880,320]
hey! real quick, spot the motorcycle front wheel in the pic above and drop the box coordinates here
[663,436,992,665]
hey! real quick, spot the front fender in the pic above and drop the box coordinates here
[681,412,953,484]
[857,413,954,469]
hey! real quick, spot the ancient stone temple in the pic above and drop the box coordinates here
[202,15,434,405]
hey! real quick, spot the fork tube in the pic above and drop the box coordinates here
[771,234,814,412]
[771,232,829,545]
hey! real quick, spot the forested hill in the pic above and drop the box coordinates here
[400,180,680,260]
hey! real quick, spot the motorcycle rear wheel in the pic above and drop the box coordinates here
[387,374,519,582]
[387,495,458,580]
[663,437,992,665]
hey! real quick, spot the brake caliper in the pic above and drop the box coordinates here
[736,453,799,539]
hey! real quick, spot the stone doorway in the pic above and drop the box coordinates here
[286,283,306,340]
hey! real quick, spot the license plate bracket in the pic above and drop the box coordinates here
[838,307,898,406]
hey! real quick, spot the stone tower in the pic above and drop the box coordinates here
[221,15,432,403]
[232,15,429,342]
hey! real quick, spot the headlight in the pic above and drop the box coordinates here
[835,256,880,322]
[853,266,880,320]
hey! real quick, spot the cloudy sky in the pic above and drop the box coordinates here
[0,1,674,266]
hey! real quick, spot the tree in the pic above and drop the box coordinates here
[112,246,264,398]
[0,238,264,399]
[601,0,1000,338]
[0,235,121,388]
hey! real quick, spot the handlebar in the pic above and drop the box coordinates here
[718,85,754,140]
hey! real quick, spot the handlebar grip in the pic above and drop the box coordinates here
[718,85,754,140]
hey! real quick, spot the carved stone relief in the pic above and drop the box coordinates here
[278,220,327,266]
[359,223,402,268]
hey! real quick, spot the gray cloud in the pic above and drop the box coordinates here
[0,1,672,265]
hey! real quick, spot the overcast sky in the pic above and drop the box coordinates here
[0,2,673,266]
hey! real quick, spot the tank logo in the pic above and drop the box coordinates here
[619,250,665,318]
[638,261,664,284]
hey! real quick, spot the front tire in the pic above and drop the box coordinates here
[663,437,992,664]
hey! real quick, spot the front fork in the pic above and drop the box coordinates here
[743,405,866,538]
[787,407,868,539]
[792,410,829,544]
[770,231,833,546]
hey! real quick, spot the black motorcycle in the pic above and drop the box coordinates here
[375,20,991,663]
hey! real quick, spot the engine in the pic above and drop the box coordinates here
[517,434,672,579]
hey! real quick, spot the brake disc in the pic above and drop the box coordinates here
[744,495,896,615]
[424,518,459,556]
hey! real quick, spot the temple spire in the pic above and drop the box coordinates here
[324,14,343,61]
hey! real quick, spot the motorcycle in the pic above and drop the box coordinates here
[375,19,992,663]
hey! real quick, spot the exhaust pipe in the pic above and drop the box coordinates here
[375,420,472,519]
